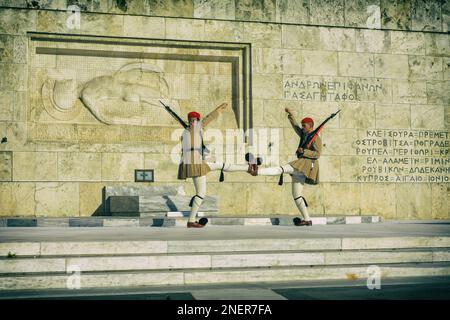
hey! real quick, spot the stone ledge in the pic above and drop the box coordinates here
[0,215,382,228]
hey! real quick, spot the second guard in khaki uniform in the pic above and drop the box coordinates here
[247,108,323,226]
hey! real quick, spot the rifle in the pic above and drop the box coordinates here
[296,109,341,158]
[159,100,188,129]
[160,100,210,158]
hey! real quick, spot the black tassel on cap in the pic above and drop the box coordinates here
[219,163,225,182]
[278,166,284,186]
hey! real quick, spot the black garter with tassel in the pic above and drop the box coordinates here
[219,163,225,182]
[278,166,284,186]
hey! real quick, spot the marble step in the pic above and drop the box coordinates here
[1,262,450,291]
[0,249,449,274]
[1,237,450,257]
[0,215,381,228]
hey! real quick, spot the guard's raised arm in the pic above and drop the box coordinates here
[202,102,228,127]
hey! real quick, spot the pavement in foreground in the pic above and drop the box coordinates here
[1,220,449,300]
[0,220,450,242]
[1,276,450,300]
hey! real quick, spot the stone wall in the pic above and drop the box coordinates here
[0,1,449,219]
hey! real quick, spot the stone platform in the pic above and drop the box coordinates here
[0,221,449,291]
[0,215,381,228]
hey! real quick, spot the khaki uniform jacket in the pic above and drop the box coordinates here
[287,115,322,185]
[177,107,221,180]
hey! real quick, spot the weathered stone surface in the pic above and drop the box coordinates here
[58,152,102,181]
[102,218,140,227]
[0,8,36,35]
[411,104,445,129]
[40,241,168,255]
[0,183,35,217]
[356,29,391,53]
[13,91,26,122]
[252,74,283,100]
[101,153,144,182]
[104,185,184,199]
[0,91,13,121]
[392,80,427,104]
[302,50,337,76]
[443,58,450,81]
[0,258,65,274]
[408,56,443,80]
[147,0,194,18]
[375,104,411,129]
[339,102,376,129]
[68,217,103,227]
[6,218,37,227]
[391,31,426,54]
[0,151,12,181]
[204,20,243,42]
[37,218,70,227]
[164,195,218,212]
[425,33,450,57]
[123,16,165,38]
[243,22,281,47]
[0,35,14,63]
[79,182,104,217]
[319,156,340,183]
[13,152,57,181]
[235,0,276,22]
[321,129,359,156]
[276,0,309,24]
[0,64,27,91]
[37,10,123,36]
[282,25,320,50]
[35,182,79,217]
[319,28,355,52]
[411,0,442,32]
[338,52,374,78]
[165,18,204,41]
[0,242,40,256]
[323,183,361,215]
[381,0,411,30]
[374,54,409,79]
[443,0,450,33]
[340,156,365,182]
[310,0,344,26]
[427,81,450,105]
[432,184,450,219]
[194,0,235,20]
[396,184,432,219]
[208,182,248,215]
[360,183,396,218]
[345,0,381,28]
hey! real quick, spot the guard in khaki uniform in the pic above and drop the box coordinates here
[177,103,249,228]
[247,108,322,226]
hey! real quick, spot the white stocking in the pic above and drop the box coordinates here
[292,173,311,221]
[189,175,206,223]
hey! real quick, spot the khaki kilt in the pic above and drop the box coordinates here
[177,162,211,179]
[288,135,322,185]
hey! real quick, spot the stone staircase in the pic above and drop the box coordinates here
[0,236,449,291]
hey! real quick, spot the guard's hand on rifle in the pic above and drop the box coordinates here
[285,108,294,116]
[297,147,304,154]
